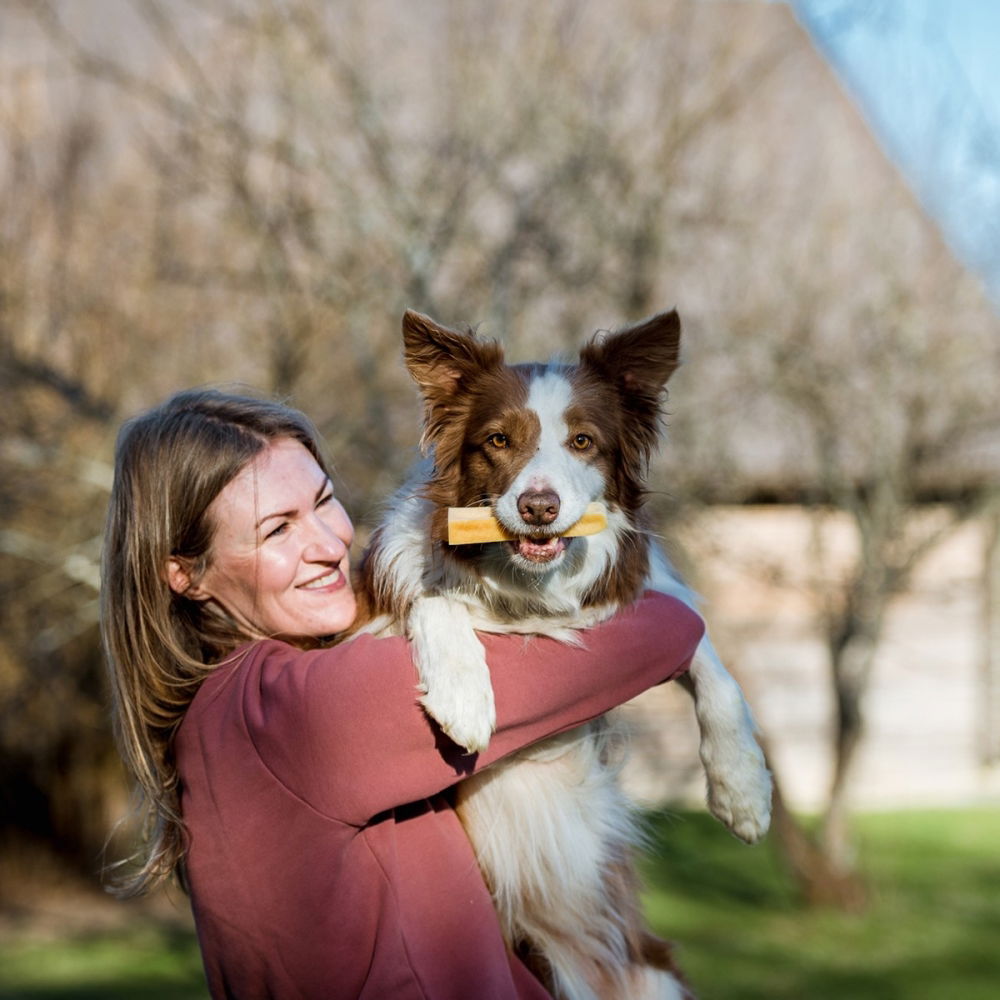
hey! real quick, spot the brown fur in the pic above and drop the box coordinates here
[358,308,692,998]
[400,317,679,612]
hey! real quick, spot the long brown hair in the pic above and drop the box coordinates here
[101,388,330,895]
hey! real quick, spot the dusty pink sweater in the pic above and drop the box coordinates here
[175,593,703,999]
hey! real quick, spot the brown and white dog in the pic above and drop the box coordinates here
[357,309,771,1000]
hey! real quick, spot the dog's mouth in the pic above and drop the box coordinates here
[509,535,567,564]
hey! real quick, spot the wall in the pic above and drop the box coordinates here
[623,506,1000,812]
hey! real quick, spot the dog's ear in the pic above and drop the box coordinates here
[579,309,681,397]
[401,309,505,452]
[580,311,681,474]
[402,310,504,394]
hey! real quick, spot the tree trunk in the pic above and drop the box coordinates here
[979,503,1000,764]
[761,742,867,911]
[820,626,878,873]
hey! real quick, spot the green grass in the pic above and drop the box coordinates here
[641,807,1000,1000]
[0,920,208,1000]
[1,808,997,999]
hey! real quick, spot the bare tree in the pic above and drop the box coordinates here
[711,191,1000,903]
[0,0,796,878]
[3,0,997,914]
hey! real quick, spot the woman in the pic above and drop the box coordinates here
[101,387,704,999]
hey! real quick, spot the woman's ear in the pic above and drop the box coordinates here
[166,557,209,600]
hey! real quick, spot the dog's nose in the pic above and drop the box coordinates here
[517,490,560,526]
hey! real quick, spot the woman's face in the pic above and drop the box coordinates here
[190,438,357,641]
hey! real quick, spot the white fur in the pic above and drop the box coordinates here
[631,966,692,1000]
[364,361,769,999]
[409,595,496,753]
[458,722,639,1000]
[493,373,603,534]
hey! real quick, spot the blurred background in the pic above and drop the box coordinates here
[1,1,998,997]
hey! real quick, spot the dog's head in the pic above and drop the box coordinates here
[402,308,680,580]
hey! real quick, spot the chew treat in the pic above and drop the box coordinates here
[447,502,608,546]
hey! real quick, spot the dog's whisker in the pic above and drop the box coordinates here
[458,495,495,510]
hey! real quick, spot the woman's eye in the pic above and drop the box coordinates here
[486,433,509,449]
[317,492,334,508]
[570,433,593,451]
[265,522,290,540]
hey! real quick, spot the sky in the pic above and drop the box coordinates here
[790,0,1000,305]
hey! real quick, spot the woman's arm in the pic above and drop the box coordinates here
[244,592,703,825]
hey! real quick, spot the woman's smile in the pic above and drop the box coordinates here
[299,568,346,591]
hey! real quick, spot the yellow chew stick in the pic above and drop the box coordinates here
[447,502,608,546]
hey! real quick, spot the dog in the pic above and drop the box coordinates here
[356,308,772,999]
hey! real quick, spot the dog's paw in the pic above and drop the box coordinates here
[419,665,496,754]
[408,595,497,753]
[703,737,773,844]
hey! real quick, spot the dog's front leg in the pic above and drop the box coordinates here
[680,635,772,844]
[646,549,771,843]
[408,594,496,754]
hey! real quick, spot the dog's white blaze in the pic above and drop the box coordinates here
[494,369,603,533]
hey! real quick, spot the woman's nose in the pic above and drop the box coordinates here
[303,530,347,562]
[304,507,353,560]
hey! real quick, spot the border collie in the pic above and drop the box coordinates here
[358,309,772,1000]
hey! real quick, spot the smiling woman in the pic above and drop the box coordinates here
[167,438,357,641]
[100,386,704,1000]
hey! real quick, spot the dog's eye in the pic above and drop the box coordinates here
[486,433,509,449]
[570,433,593,451]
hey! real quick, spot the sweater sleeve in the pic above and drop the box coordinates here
[242,592,703,826]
